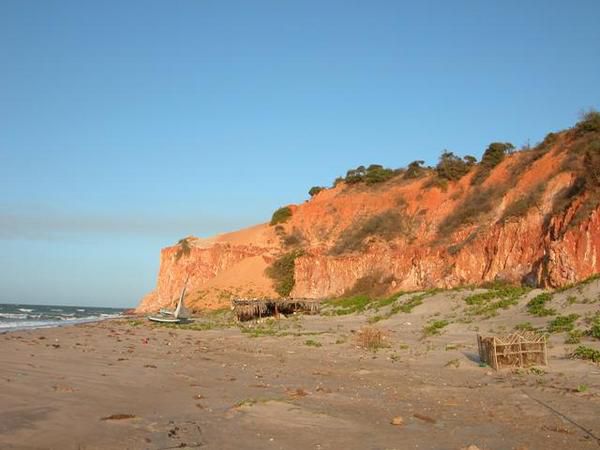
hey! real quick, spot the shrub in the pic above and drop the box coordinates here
[368,289,441,322]
[423,320,449,336]
[566,329,584,344]
[333,176,344,187]
[334,164,398,187]
[527,293,556,317]
[515,322,535,331]
[270,206,293,226]
[366,165,396,184]
[175,237,192,261]
[547,314,579,333]
[471,142,514,185]
[575,109,600,136]
[331,210,415,255]
[435,151,474,181]
[265,250,303,297]
[571,345,600,363]
[587,313,600,339]
[308,186,325,197]
[437,187,501,236]
[537,132,559,154]
[325,295,372,315]
[464,155,477,165]
[464,285,529,317]
[500,182,546,222]
[395,291,435,313]
[404,160,427,179]
[424,176,449,192]
[356,326,386,351]
[282,228,305,248]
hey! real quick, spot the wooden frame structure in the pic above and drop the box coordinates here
[477,331,547,370]
[231,298,320,322]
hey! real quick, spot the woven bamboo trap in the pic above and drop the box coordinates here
[477,331,547,370]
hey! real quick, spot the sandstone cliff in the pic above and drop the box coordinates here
[137,114,600,312]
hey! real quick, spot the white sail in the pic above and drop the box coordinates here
[174,277,190,319]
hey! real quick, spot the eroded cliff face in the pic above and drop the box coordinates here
[137,125,600,312]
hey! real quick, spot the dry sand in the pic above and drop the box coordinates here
[1,286,599,450]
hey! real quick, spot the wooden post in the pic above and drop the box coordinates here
[492,338,499,370]
[518,336,524,368]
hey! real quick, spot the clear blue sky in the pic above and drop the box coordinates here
[1,1,599,307]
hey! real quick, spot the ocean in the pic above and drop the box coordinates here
[0,303,125,332]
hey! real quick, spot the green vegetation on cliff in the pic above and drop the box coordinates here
[265,250,304,297]
[270,206,293,225]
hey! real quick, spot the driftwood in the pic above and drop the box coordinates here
[231,298,321,321]
[477,331,547,370]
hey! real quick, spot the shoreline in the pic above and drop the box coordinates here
[0,314,126,334]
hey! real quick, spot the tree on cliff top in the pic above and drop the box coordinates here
[435,151,475,181]
[471,142,514,185]
[175,237,192,261]
[270,206,293,225]
[309,186,325,197]
[404,160,426,179]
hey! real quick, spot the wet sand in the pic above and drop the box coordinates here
[1,293,599,450]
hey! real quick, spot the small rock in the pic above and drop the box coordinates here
[390,416,404,426]
[461,445,481,450]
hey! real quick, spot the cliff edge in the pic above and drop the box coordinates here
[137,113,600,312]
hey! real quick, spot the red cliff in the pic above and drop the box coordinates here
[137,115,600,312]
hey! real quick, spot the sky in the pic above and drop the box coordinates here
[1,0,599,307]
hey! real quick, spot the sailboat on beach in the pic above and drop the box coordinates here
[148,277,191,323]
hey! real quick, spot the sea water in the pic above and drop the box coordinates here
[0,303,124,332]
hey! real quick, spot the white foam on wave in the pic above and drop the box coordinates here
[18,308,33,313]
[0,314,121,332]
[0,313,28,319]
[0,320,61,329]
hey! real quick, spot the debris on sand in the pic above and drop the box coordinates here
[413,413,436,424]
[52,385,76,392]
[390,416,404,426]
[100,414,137,421]
[286,387,308,399]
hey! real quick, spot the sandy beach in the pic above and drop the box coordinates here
[1,286,599,450]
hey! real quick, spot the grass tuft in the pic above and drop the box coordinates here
[423,320,449,336]
[356,327,386,351]
[571,345,600,363]
[527,293,556,317]
[547,314,580,333]
[304,339,322,347]
[464,284,529,318]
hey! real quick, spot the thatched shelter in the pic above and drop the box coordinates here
[477,331,547,370]
[231,298,320,322]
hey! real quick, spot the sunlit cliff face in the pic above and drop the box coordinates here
[138,121,600,312]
